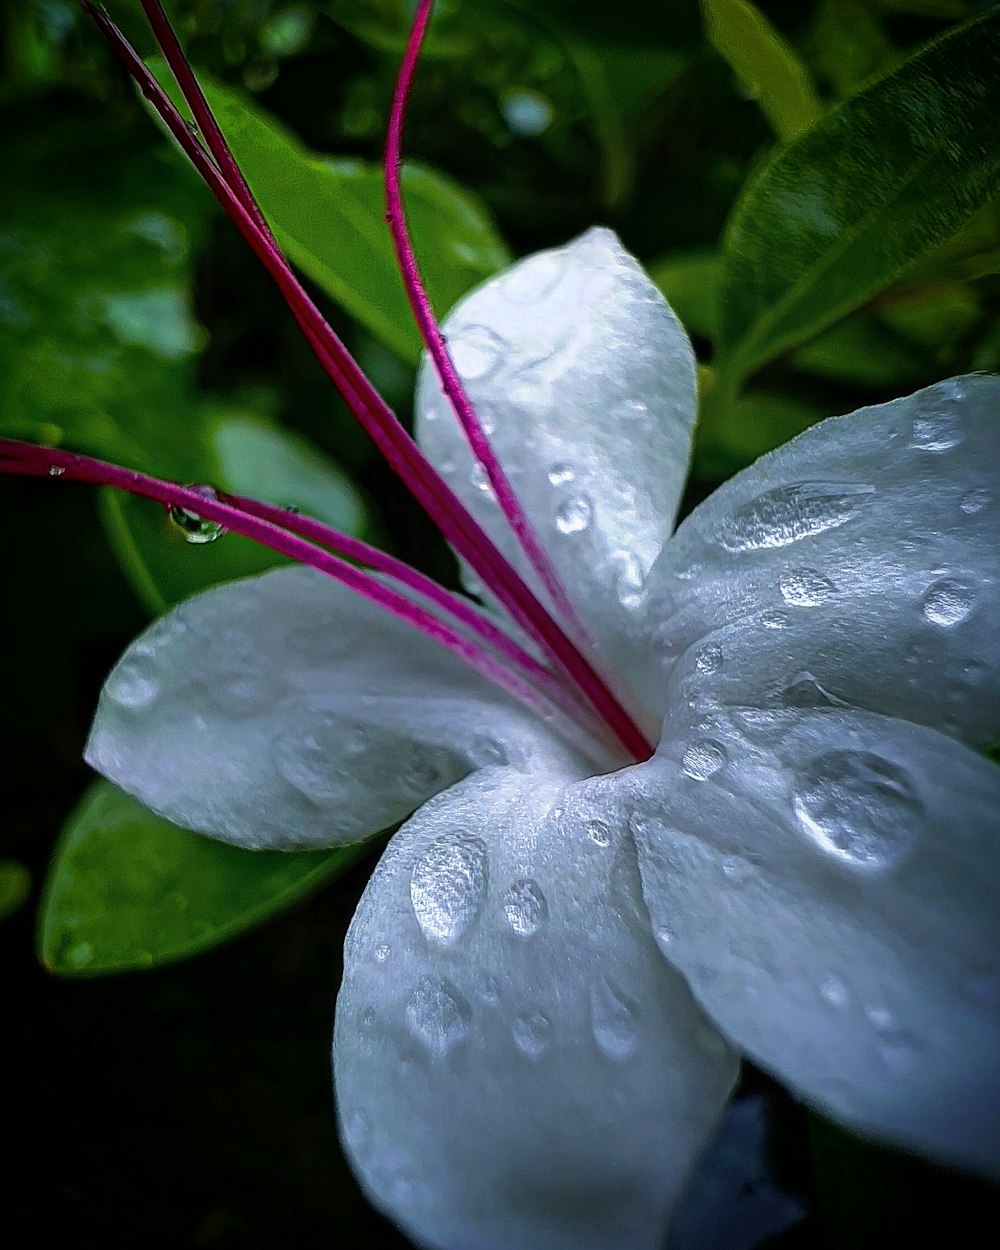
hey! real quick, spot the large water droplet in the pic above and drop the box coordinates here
[682,739,727,780]
[272,714,343,804]
[590,978,641,1061]
[921,577,974,627]
[715,482,873,552]
[779,567,836,607]
[587,819,611,847]
[555,494,593,535]
[502,878,548,937]
[793,750,922,871]
[106,644,159,708]
[405,977,471,1059]
[410,831,489,946]
[168,484,227,544]
[512,1009,552,1059]
[960,487,989,515]
[450,324,505,381]
[911,383,964,452]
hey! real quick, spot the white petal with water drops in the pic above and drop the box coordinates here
[651,377,1000,745]
[86,566,566,849]
[335,761,738,1250]
[626,705,1000,1176]
[415,227,698,707]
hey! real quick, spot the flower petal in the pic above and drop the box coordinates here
[85,566,564,849]
[334,755,739,1250]
[415,228,697,687]
[627,705,1000,1176]
[650,376,1000,742]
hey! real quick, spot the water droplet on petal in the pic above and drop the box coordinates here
[272,714,344,804]
[587,819,611,847]
[779,567,836,607]
[793,750,922,871]
[512,1009,552,1059]
[502,878,548,937]
[450,324,505,381]
[922,577,974,627]
[864,1004,895,1032]
[715,483,873,552]
[547,462,575,486]
[373,943,391,963]
[168,484,227,544]
[695,642,723,675]
[405,977,471,1058]
[501,251,564,304]
[410,831,489,946]
[820,976,849,1008]
[682,739,727,780]
[608,550,646,611]
[555,494,592,535]
[590,977,641,1061]
[911,383,964,451]
[48,464,65,477]
[106,644,159,708]
[960,487,989,515]
[469,460,492,493]
[761,609,790,630]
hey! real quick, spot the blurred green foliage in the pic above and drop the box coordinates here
[2,0,998,1245]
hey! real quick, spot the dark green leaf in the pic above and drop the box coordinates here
[0,860,31,921]
[650,248,721,339]
[694,386,825,479]
[153,62,511,364]
[702,0,823,140]
[807,0,895,98]
[40,780,374,976]
[0,101,209,475]
[716,12,1000,386]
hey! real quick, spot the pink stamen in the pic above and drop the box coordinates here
[2,437,617,759]
[384,0,582,632]
[67,4,656,762]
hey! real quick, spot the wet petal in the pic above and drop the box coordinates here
[335,758,738,1250]
[627,705,1000,1176]
[415,228,697,695]
[86,566,565,849]
[650,376,1000,742]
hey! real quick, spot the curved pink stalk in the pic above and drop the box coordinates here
[384,0,581,631]
[1,437,617,760]
[84,3,655,763]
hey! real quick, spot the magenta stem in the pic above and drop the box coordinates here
[384,0,582,631]
[1,437,617,754]
[84,3,654,763]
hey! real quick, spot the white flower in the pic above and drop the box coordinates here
[86,229,1000,1250]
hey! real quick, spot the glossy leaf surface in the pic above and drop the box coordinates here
[40,780,373,976]
[717,13,1000,382]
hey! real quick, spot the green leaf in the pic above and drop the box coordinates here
[40,780,374,976]
[694,387,825,479]
[649,249,722,340]
[0,860,31,922]
[152,62,511,364]
[789,313,929,387]
[0,99,209,475]
[807,0,895,98]
[716,12,1000,388]
[701,0,823,140]
[102,404,369,615]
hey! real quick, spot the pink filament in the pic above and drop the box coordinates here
[64,3,655,762]
[384,0,582,632]
[1,437,613,755]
